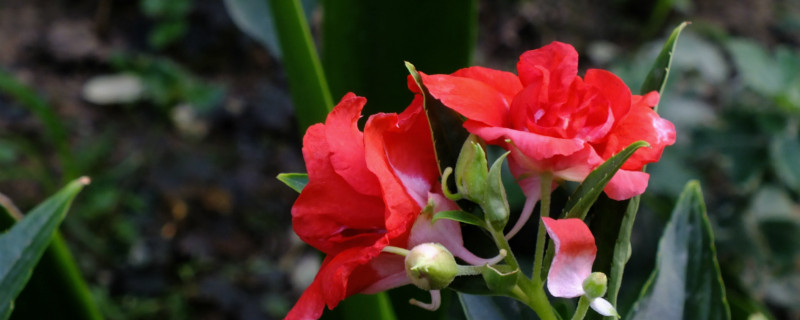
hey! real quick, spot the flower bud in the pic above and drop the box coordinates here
[582,272,608,300]
[405,243,458,290]
[454,135,488,202]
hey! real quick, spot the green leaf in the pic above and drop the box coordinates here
[627,181,730,320]
[222,0,316,59]
[640,21,690,108]
[563,141,649,220]
[406,62,472,178]
[339,293,397,320]
[726,38,783,97]
[277,173,309,193]
[0,177,91,319]
[322,0,477,116]
[458,293,537,320]
[432,210,486,228]
[269,0,333,132]
[770,134,800,193]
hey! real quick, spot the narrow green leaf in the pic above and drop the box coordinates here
[0,69,77,183]
[322,0,477,116]
[277,173,309,193]
[640,21,689,109]
[563,140,649,220]
[432,210,485,228]
[0,177,91,319]
[222,0,316,59]
[405,62,471,178]
[268,0,333,132]
[627,181,730,320]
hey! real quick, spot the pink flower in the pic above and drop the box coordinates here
[418,42,676,201]
[542,217,617,317]
[287,93,486,320]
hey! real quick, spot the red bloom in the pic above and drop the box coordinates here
[419,42,676,200]
[287,93,481,319]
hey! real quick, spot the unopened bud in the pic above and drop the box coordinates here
[455,135,488,201]
[582,272,608,299]
[405,243,458,290]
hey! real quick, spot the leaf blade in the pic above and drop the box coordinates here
[0,177,90,319]
[640,21,690,109]
[627,181,730,320]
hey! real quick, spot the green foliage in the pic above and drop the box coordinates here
[0,178,94,319]
[458,294,537,320]
[140,0,193,49]
[322,0,477,115]
[627,181,730,320]
[562,141,649,220]
[432,211,486,228]
[222,0,316,59]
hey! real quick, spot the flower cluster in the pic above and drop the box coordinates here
[284,42,676,320]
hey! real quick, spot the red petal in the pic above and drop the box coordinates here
[285,239,388,320]
[603,169,650,200]
[517,42,578,90]
[598,97,676,170]
[421,73,509,127]
[364,97,437,239]
[451,66,523,105]
[542,217,597,298]
[584,69,631,122]
[324,93,382,197]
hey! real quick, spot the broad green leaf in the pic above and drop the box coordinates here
[769,134,800,193]
[222,0,316,59]
[627,181,730,320]
[726,38,783,97]
[339,293,397,320]
[0,177,91,319]
[458,293,537,320]
[322,0,477,116]
[563,140,649,220]
[432,210,486,228]
[406,62,471,178]
[277,173,309,193]
[268,0,333,132]
[640,21,689,109]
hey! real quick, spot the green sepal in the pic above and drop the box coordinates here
[484,151,510,231]
[405,62,471,178]
[563,140,649,220]
[277,173,309,193]
[455,135,488,201]
[481,264,519,294]
[432,210,486,229]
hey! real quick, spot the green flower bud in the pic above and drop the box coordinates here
[454,135,488,202]
[405,243,458,290]
[582,272,608,300]
[483,152,510,230]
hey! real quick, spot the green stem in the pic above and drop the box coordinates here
[381,245,410,257]
[571,296,591,320]
[533,171,553,282]
[456,265,483,276]
[518,277,559,320]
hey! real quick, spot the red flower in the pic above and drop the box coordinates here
[418,42,676,200]
[287,93,483,319]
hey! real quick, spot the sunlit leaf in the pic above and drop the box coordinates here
[627,181,730,320]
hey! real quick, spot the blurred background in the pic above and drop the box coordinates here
[1,0,799,319]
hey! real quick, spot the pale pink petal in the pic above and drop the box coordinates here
[542,217,597,298]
